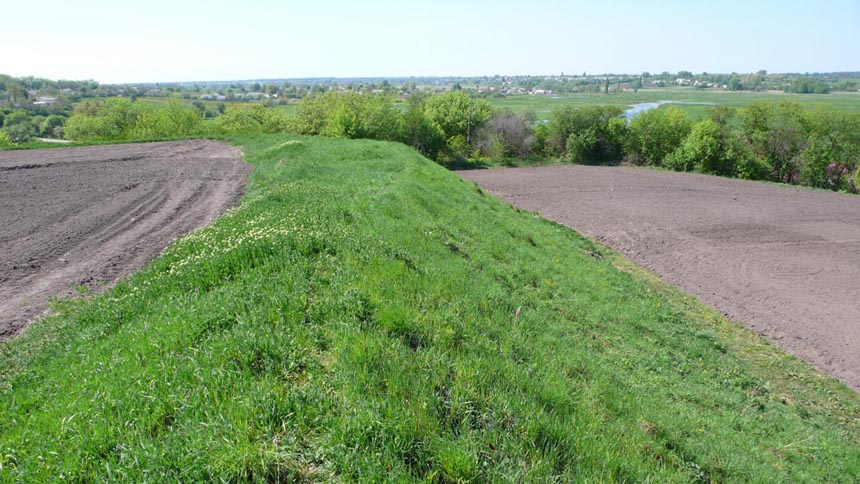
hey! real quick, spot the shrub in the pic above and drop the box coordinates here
[65,99,209,141]
[401,93,445,159]
[64,114,111,141]
[40,115,65,137]
[475,110,535,158]
[566,128,597,164]
[730,134,771,180]
[4,110,31,127]
[64,98,138,141]
[424,90,493,143]
[798,111,860,191]
[799,134,838,189]
[210,103,290,135]
[740,101,809,182]
[666,120,732,174]
[530,123,551,158]
[2,123,35,143]
[548,106,625,163]
[0,129,11,148]
[852,167,860,193]
[130,100,203,139]
[293,92,402,141]
[626,106,692,166]
[425,90,493,160]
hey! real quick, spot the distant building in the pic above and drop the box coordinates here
[33,97,57,106]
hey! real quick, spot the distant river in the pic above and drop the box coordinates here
[624,101,716,122]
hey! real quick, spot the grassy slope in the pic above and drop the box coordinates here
[1,134,858,482]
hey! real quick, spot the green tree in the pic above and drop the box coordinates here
[192,101,206,117]
[787,77,831,94]
[2,123,35,143]
[666,120,733,174]
[798,111,860,190]
[707,105,736,129]
[728,75,743,91]
[626,106,692,166]
[4,110,31,127]
[740,101,810,182]
[2,111,35,142]
[546,105,625,162]
[64,98,139,141]
[211,103,290,135]
[765,103,809,182]
[40,115,65,137]
[402,92,445,159]
[424,90,493,158]
[294,91,403,141]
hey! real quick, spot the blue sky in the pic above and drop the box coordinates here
[2,0,857,83]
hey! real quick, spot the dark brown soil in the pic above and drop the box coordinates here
[459,165,860,390]
[0,140,250,339]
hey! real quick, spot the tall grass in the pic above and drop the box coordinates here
[1,134,858,482]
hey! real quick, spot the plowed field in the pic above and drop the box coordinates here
[0,140,250,338]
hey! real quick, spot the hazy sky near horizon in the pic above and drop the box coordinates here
[2,0,857,83]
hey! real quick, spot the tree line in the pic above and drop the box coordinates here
[287,91,860,192]
[47,91,860,193]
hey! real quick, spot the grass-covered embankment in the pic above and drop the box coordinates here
[1,134,858,482]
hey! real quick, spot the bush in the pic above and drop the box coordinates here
[798,111,860,191]
[63,114,110,141]
[740,101,809,182]
[730,134,771,180]
[2,123,35,143]
[666,120,731,174]
[548,106,625,163]
[401,93,445,159]
[853,167,860,193]
[663,149,693,172]
[40,115,65,137]
[566,128,597,164]
[531,123,551,158]
[626,106,692,166]
[475,110,535,158]
[293,92,402,141]
[64,98,138,141]
[132,100,204,139]
[30,115,46,134]
[65,98,206,141]
[425,90,493,160]
[424,90,493,142]
[208,103,290,135]
[4,110,31,127]
[0,129,11,148]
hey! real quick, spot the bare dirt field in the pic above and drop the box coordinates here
[459,165,860,390]
[0,140,250,339]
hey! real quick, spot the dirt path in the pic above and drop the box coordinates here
[459,165,860,390]
[0,140,250,339]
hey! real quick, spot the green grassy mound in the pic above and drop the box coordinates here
[1,134,858,482]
